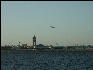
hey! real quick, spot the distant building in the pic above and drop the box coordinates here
[22,44,27,47]
[53,46,65,50]
[67,46,75,50]
[33,35,36,48]
[1,45,12,50]
[36,44,49,50]
[87,45,93,50]
[18,44,27,49]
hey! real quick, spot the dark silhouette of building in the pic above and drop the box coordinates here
[33,35,36,47]
[1,46,12,50]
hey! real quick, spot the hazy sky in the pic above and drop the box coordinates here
[1,1,93,46]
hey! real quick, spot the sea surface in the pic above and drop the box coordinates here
[1,51,93,70]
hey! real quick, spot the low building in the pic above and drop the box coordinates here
[36,44,50,50]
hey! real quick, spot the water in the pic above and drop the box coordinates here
[1,51,93,70]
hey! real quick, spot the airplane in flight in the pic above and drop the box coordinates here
[50,26,55,28]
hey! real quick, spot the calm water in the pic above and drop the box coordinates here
[1,51,93,70]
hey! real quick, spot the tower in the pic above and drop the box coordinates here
[33,35,36,47]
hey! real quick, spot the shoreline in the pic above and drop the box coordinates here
[1,49,93,53]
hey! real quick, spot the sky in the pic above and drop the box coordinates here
[1,1,93,46]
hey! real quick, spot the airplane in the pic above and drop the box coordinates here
[50,26,55,28]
